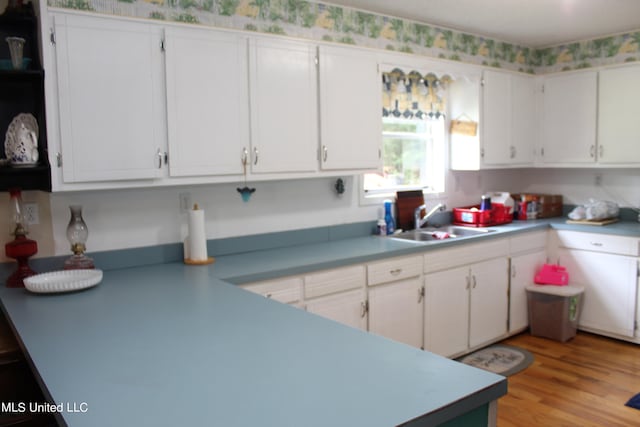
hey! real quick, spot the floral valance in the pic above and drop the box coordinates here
[382,69,452,120]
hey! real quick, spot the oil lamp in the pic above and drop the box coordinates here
[4,188,37,287]
[63,205,94,270]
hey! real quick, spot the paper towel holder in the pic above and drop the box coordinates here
[183,203,215,266]
[184,257,215,265]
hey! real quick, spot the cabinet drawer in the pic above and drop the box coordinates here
[510,230,547,253]
[241,276,302,304]
[304,265,366,299]
[554,230,640,256]
[424,238,509,273]
[367,255,422,286]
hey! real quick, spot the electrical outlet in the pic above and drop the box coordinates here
[179,192,192,213]
[23,202,39,225]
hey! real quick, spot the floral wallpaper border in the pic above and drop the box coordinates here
[48,0,640,74]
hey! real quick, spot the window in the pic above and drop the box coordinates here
[363,116,446,198]
[362,68,449,201]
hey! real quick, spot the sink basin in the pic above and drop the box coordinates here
[391,225,496,242]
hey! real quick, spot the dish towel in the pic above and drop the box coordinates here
[625,393,640,410]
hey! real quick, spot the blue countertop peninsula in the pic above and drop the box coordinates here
[1,263,505,426]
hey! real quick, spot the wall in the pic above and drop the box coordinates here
[3,2,640,263]
[45,0,640,74]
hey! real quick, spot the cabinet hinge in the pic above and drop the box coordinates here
[637,262,640,278]
[49,28,56,45]
[378,148,382,159]
[480,147,485,158]
[541,84,545,94]
[541,147,545,157]
[56,153,62,168]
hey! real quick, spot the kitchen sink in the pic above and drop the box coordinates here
[391,225,496,242]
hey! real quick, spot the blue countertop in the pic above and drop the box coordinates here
[3,217,640,426]
[1,263,505,427]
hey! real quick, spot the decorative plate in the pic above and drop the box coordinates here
[24,269,103,294]
[4,113,38,167]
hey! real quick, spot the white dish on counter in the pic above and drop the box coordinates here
[24,269,103,294]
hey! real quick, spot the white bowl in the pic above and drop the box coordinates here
[24,269,103,294]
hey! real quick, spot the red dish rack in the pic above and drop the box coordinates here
[452,203,513,227]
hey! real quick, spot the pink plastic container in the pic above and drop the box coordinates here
[534,264,569,286]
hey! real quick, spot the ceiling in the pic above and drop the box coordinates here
[322,0,640,47]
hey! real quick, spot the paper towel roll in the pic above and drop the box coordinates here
[187,204,207,261]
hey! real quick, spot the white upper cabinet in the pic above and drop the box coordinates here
[597,64,640,165]
[164,26,248,177]
[540,71,598,164]
[53,13,165,183]
[510,73,536,165]
[451,69,535,169]
[318,44,381,171]
[248,37,318,174]
[481,69,512,165]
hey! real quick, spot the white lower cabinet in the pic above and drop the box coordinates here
[424,265,470,357]
[240,276,302,307]
[558,248,637,339]
[423,239,510,358]
[303,265,367,330]
[367,255,424,349]
[552,230,639,342]
[508,231,548,333]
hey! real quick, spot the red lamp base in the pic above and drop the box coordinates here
[6,258,37,288]
[5,236,38,288]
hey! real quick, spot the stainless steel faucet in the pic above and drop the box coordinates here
[414,203,446,229]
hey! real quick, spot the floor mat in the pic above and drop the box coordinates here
[625,393,640,410]
[458,344,534,377]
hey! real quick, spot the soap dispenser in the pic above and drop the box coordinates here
[384,200,395,235]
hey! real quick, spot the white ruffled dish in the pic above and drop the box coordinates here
[24,269,103,294]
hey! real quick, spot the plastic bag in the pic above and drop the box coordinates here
[567,199,619,221]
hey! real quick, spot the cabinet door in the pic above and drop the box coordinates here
[424,266,469,357]
[509,250,546,333]
[598,65,640,164]
[511,74,536,165]
[318,45,381,170]
[305,288,367,330]
[469,258,509,348]
[249,38,318,174]
[558,248,637,337]
[481,70,511,165]
[368,277,424,348]
[54,14,165,182]
[540,71,597,164]
[165,26,248,177]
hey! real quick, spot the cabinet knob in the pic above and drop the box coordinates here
[253,147,259,165]
[390,268,402,276]
[322,145,328,162]
[472,275,477,288]
[360,301,368,318]
[241,147,248,166]
[156,149,163,169]
[418,286,425,303]
[590,145,595,158]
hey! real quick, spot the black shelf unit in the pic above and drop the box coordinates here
[0,4,51,192]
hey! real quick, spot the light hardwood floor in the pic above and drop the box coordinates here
[497,332,640,427]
